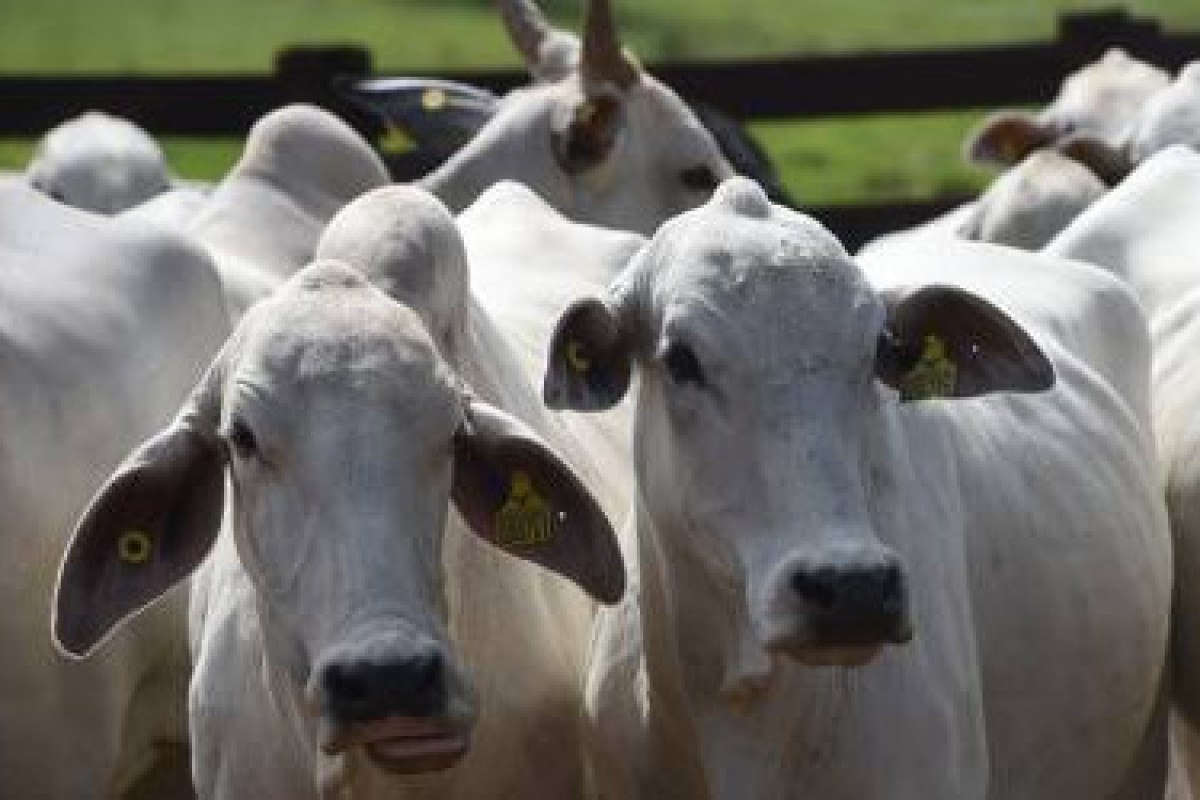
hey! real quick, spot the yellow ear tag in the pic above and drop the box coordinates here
[494,471,557,547]
[422,87,447,112]
[117,530,153,564]
[577,100,598,124]
[566,340,591,373]
[899,335,958,402]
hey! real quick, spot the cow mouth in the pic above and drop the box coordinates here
[781,643,884,667]
[321,716,469,774]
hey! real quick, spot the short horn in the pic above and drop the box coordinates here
[581,0,639,89]
[495,0,554,70]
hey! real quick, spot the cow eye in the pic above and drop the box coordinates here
[663,340,706,388]
[227,418,258,459]
[680,165,720,193]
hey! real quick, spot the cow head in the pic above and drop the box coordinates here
[26,111,172,215]
[417,0,733,235]
[52,261,622,785]
[965,48,1168,168]
[545,178,1053,677]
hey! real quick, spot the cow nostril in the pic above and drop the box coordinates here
[324,663,369,703]
[877,566,903,606]
[406,650,443,695]
[791,568,837,609]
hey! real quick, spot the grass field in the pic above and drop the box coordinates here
[1,0,1198,204]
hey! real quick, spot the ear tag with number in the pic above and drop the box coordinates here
[117,530,153,565]
[899,335,958,402]
[566,340,591,373]
[422,88,447,112]
[494,471,558,547]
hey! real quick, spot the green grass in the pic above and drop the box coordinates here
[1,0,1197,203]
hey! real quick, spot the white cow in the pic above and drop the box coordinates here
[1046,146,1200,798]
[1054,61,1200,185]
[864,50,1166,255]
[545,177,1171,798]
[415,0,734,234]
[955,149,1108,250]
[0,181,229,798]
[54,188,627,800]
[181,103,391,320]
[27,111,173,214]
[965,48,1168,168]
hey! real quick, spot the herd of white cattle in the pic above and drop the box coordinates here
[7,0,1200,798]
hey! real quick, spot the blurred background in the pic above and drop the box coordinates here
[1,0,1198,206]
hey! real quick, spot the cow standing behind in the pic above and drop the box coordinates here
[0,181,229,798]
[27,111,173,215]
[1046,146,1200,800]
[546,178,1170,798]
[414,0,733,235]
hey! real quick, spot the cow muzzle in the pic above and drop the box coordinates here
[757,547,913,666]
[311,633,472,774]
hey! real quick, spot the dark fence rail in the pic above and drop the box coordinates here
[0,9,1196,246]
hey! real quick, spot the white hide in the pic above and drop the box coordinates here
[0,181,229,797]
[418,0,733,235]
[74,187,631,800]
[572,179,1170,799]
[1127,62,1200,162]
[966,48,1169,165]
[27,111,172,215]
[184,104,390,320]
[1047,146,1200,796]
[862,150,1107,257]
[957,150,1107,250]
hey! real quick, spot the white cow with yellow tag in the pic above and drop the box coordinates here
[546,177,1170,799]
[53,186,630,799]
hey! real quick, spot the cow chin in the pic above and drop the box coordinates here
[760,621,912,668]
[322,716,471,775]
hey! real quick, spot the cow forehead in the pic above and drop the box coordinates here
[649,195,880,355]
[234,273,458,413]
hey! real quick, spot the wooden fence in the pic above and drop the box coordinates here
[0,9,1197,246]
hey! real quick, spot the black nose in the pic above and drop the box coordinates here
[318,642,446,723]
[790,561,909,644]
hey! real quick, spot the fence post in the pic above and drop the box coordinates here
[274,46,382,138]
[1057,9,1165,69]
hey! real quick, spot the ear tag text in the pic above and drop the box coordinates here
[422,88,447,112]
[899,335,957,402]
[566,340,591,373]
[495,471,557,547]
[117,530,153,564]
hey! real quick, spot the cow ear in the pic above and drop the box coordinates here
[451,399,624,604]
[875,285,1054,402]
[552,94,624,175]
[544,296,632,411]
[1057,133,1134,186]
[965,111,1055,166]
[337,77,500,154]
[52,421,226,658]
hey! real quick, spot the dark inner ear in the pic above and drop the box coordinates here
[337,77,500,155]
[876,285,1054,402]
[552,94,623,175]
[451,402,624,605]
[54,426,226,657]
[544,296,631,411]
[1057,133,1133,186]
[966,111,1056,166]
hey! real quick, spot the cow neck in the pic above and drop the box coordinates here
[628,402,973,799]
